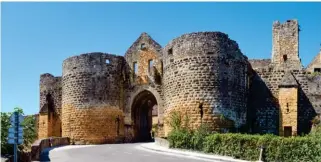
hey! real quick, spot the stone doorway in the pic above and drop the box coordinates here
[131,90,157,142]
[284,126,292,137]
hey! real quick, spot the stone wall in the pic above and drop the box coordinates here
[38,73,62,138]
[248,59,271,70]
[38,112,61,138]
[38,114,49,139]
[31,137,70,161]
[248,69,318,135]
[162,32,248,136]
[40,73,62,115]
[123,33,164,138]
[62,105,124,144]
[247,19,320,135]
[278,87,298,136]
[61,53,125,144]
[271,20,302,70]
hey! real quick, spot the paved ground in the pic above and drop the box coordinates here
[39,143,216,162]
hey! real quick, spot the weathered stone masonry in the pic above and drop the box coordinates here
[38,19,321,144]
[247,20,321,135]
[61,53,125,144]
[38,73,62,139]
[163,32,248,135]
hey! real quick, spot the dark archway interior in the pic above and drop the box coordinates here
[132,91,157,142]
[46,94,55,118]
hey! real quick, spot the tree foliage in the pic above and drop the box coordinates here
[1,107,37,155]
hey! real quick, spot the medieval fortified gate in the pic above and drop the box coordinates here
[37,19,321,144]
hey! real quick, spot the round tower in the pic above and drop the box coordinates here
[61,52,125,144]
[163,32,248,135]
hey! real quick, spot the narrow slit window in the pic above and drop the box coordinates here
[148,59,153,73]
[133,62,138,74]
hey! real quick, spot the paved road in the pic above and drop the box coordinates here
[40,143,214,162]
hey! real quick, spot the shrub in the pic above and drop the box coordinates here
[166,111,182,131]
[167,129,193,149]
[166,110,191,132]
[191,124,212,151]
[166,111,321,161]
[168,130,321,161]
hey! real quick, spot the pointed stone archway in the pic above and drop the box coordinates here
[131,90,157,142]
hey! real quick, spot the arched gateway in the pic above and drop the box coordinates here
[131,90,157,142]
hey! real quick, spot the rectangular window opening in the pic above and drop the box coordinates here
[148,59,154,74]
[314,68,321,73]
[106,59,110,64]
[168,48,173,55]
[133,62,138,79]
[133,61,138,73]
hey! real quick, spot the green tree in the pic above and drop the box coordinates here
[21,115,37,151]
[1,107,37,155]
[1,111,13,155]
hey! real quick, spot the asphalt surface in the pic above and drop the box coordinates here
[40,143,215,162]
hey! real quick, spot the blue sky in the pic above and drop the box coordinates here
[2,2,321,115]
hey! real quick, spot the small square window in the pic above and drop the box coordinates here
[140,43,146,50]
[133,62,138,74]
[106,59,110,64]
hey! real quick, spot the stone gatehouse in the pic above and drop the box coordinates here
[37,19,321,144]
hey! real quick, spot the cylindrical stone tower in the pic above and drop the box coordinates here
[62,52,125,144]
[163,32,248,135]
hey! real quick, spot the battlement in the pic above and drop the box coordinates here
[40,73,55,78]
[273,19,298,28]
[62,52,125,76]
[163,32,247,68]
[40,73,61,91]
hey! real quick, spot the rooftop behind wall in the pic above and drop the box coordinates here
[248,59,271,70]
[306,49,321,73]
